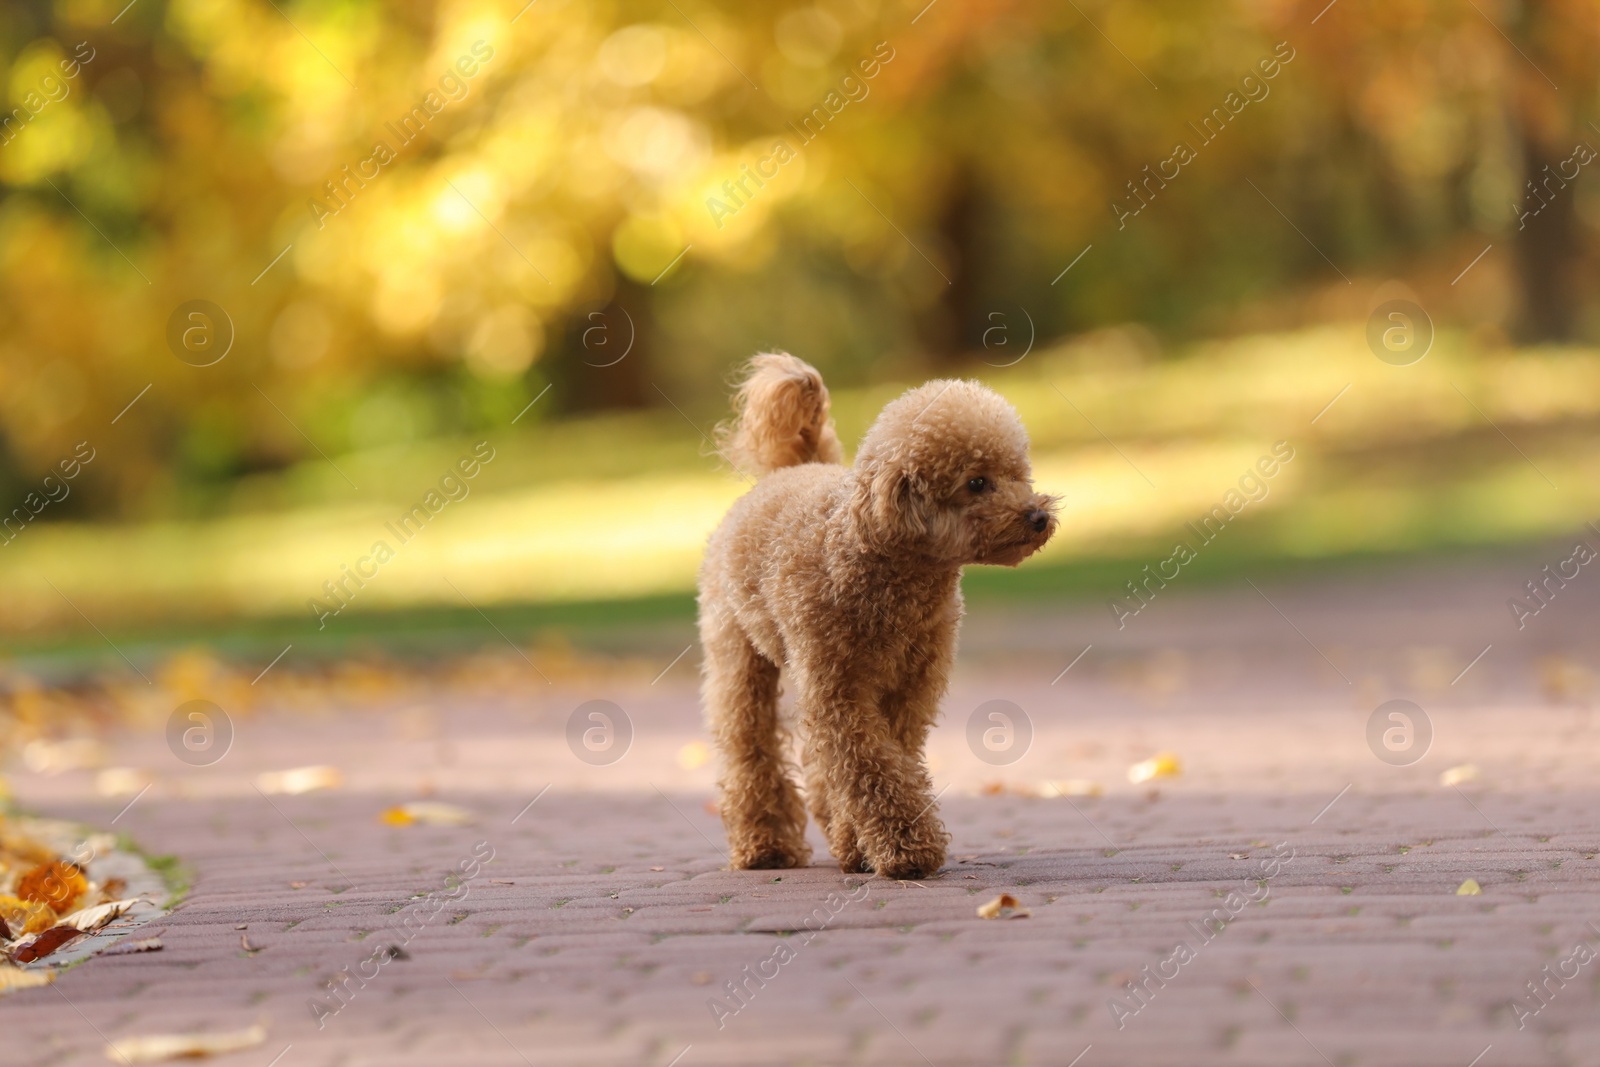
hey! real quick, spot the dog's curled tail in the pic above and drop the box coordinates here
[715,352,843,477]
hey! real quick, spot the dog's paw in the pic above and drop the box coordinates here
[870,841,946,881]
[731,842,811,870]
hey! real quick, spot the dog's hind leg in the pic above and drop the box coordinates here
[703,621,811,870]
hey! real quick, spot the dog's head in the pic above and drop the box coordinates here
[848,380,1058,566]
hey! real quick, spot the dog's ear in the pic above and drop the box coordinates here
[850,459,934,550]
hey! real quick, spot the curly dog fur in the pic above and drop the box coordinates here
[698,353,1058,879]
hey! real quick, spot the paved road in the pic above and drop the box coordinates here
[8,552,1600,1066]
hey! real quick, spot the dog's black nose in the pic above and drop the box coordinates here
[1026,509,1049,533]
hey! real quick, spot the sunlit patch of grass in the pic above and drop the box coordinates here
[4,325,1600,633]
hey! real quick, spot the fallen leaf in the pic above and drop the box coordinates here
[1439,764,1480,787]
[379,801,474,826]
[702,799,719,817]
[100,937,162,956]
[1040,779,1103,798]
[0,916,10,941]
[98,878,128,901]
[11,925,84,963]
[59,899,142,932]
[676,741,710,770]
[648,866,664,872]
[0,963,54,993]
[22,738,105,774]
[978,781,1005,796]
[976,893,1031,919]
[1127,752,1182,785]
[17,861,88,915]
[1456,878,1483,896]
[256,765,342,795]
[288,881,309,890]
[95,768,152,798]
[105,1025,266,1063]
[0,896,56,936]
[239,933,260,955]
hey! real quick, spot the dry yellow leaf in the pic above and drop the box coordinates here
[105,1024,267,1063]
[976,893,1031,919]
[95,768,152,798]
[58,898,141,932]
[1439,764,1480,787]
[0,895,57,936]
[1127,752,1182,784]
[0,963,54,994]
[676,741,710,770]
[1040,779,1103,798]
[1456,878,1483,896]
[256,766,342,795]
[16,861,87,915]
[380,801,474,826]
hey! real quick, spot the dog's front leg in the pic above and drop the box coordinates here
[801,676,949,880]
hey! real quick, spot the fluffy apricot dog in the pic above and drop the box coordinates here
[698,353,1057,879]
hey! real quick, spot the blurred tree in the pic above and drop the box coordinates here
[0,0,1597,520]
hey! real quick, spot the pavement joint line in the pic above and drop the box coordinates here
[110,783,152,825]
[651,782,729,862]
[1247,979,1336,1067]
[253,784,359,891]
[446,976,537,1067]
[1309,783,1351,825]
[844,977,936,1067]
[511,783,552,825]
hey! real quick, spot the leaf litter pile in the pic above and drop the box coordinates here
[0,815,163,992]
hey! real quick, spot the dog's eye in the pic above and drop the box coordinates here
[967,477,987,494]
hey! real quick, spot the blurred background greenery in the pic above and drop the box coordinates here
[1,0,1598,661]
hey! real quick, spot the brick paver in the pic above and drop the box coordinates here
[6,553,1599,1066]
